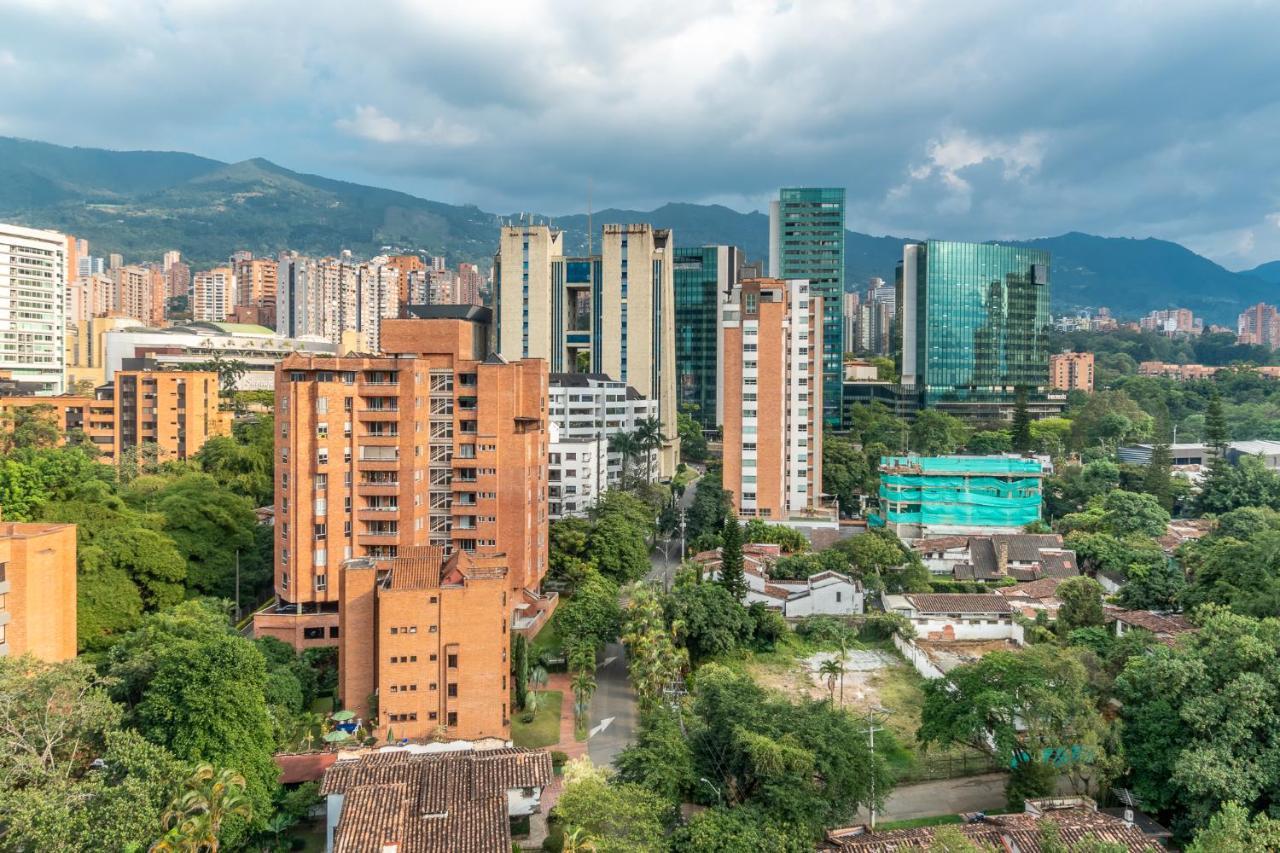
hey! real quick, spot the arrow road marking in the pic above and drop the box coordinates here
[589,717,615,738]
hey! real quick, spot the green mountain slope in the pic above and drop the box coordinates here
[0,137,1274,323]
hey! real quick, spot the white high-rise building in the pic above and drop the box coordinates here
[548,373,659,498]
[356,260,401,352]
[192,267,235,322]
[0,223,68,393]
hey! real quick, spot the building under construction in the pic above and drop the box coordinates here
[874,455,1047,540]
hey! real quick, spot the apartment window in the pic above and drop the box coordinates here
[303,627,325,640]
[447,653,458,668]
[314,473,328,490]
[317,422,328,439]
[316,398,328,414]
[446,712,457,727]
[314,523,327,540]
[447,683,458,697]
[315,575,327,591]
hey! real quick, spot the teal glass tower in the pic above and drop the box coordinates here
[674,245,740,429]
[901,240,1051,416]
[769,187,846,428]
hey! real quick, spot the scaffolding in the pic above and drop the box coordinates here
[878,455,1045,531]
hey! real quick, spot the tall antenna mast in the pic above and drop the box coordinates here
[587,177,593,257]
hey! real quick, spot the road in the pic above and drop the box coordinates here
[854,773,1076,823]
[587,641,638,766]
[645,471,701,589]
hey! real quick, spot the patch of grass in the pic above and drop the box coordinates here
[876,814,964,831]
[511,690,563,749]
[530,612,563,662]
[310,695,335,715]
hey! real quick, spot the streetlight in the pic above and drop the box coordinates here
[859,706,891,831]
[699,777,722,805]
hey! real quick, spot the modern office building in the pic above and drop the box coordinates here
[338,546,513,741]
[192,267,235,322]
[0,521,77,660]
[100,321,341,391]
[674,245,741,429]
[769,188,846,427]
[1049,351,1094,392]
[720,278,836,527]
[1,223,68,394]
[900,241,1055,418]
[495,223,679,475]
[0,364,230,462]
[876,455,1047,539]
[548,372,659,493]
[254,309,552,650]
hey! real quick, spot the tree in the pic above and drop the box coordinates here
[818,658,843,707]
[968,430,1012,455]
[678,408,708,463]
[155,764,254,852]
[1012,386,1034,452]
[1116,607,1280,838]
[615,710,695,806]
[588,513,651,583]
[1195,454,1280,515]
[910,409,969,456]
[106,601,278,832]
[557,569,621,655]
[670,804,811,852]
[718,518,746,601]
[742,519,809,553]
[687,470,732,550]
[1142,410,1175,511]
[1117,558,1186,611]
[1057,577,1105,632]
[554,759,670,853]
[0,403,61,453]
[822,432,872,517]
[608,430,640,491]
[512,633,529,711]
[1187,802,1280,852]
[665,580,753,662]
[634,416,667,483]
[622,584,689,714]
[1180,518,1280,618]
[920,645,1114,801]
[1205,389,1229,452]
[195,434,272,507]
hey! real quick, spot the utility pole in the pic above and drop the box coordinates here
[859,706,890,831]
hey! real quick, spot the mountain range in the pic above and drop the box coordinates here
[1,136,1276,324]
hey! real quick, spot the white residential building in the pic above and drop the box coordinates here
[191,267,235,322]
[0,223,67,393]
[549,373,659,490]
[695,543,865,617]
[277,254,402,352]
[883,593,1023,643]
[356,260,401,353]
[548,423,605,519]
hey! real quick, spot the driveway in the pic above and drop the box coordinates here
[587,641,638,767]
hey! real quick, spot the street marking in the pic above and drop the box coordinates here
[600,656,617,668]
[589,717,615,737]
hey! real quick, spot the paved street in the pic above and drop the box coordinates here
[587,641,638,766]
[854,773,1075,823]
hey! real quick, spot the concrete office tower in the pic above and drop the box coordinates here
[721,278,835,526]
[192,267,235,322]
[0,223,68,394]
[495,223,679,476]
[674,245,741,429]
[901,241,1053,418]
[0,521,77,661]
[769,188,846,427]
[355,261,401,353]
[255,308,551,650]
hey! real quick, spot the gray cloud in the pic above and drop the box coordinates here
[2,0,1279,266]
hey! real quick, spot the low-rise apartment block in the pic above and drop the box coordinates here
[0,521,77,660]
[0,364,229,461]
[338,546,511,741]
[255,308,551,651]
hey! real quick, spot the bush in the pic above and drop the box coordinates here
[794,615,855,647]
[551,750,569,767]
[858,611,913,641]
[1006,758,1057,809]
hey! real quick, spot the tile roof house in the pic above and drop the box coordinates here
[694,545,864,616]
[822,797,1160,852]
[915,533,1079,583]
[883,593,1022,644]
[1105,606,1196,646]
[997,576,1065,618]
[319,746,552,852]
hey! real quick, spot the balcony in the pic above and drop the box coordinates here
[357,408,399,421]
[358,505,399,521]
[358,531,400,546]
[357,480,400,495]
[360,432,400,445]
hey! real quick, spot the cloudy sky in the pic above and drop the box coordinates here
[3,0,1280,268]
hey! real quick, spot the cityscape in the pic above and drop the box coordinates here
[5,4,1280,852]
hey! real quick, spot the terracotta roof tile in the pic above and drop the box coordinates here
[904,594,1013,614]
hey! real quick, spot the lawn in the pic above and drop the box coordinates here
[511,689,563,749]
[529,612,563,664]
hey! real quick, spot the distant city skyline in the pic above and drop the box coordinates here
[3,2,1280,269]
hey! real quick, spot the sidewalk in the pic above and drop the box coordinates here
[540,671,587,812]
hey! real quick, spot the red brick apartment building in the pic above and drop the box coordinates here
[0,521,77,661]
[254,308,552,659]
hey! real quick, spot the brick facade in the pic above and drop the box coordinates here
[0,522,77,660]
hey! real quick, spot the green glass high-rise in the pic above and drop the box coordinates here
[901,240,1052,417]
[674,245,740,429]
[769,187,845,427]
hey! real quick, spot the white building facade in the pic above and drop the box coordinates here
[0,223,67,393]
[549,373,659,492]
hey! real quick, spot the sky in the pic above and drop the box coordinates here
[3,0,1280,269]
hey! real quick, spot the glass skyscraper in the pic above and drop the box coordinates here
[901,240,1051,415]
[674,245,740,429]
[769,187,846,428]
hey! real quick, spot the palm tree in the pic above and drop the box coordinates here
[634,417,667,483]
[608,430,640,491]
[562,827,599,852]
[530,664,549,692]
[154,764,253,853]
[571,668,597,729]
[818,658,843,708]
[522,689,541,724]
